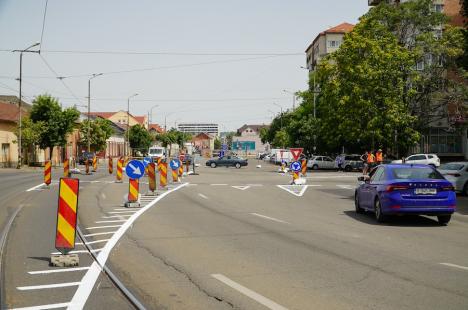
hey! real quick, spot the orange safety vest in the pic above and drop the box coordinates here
[376,152,383,162]
[367,153,376,164]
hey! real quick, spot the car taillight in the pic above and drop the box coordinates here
[386,185,409,192]
[440,185,455,191]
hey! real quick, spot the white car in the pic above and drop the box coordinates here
[438,162,468,195]
[307,156,335,170]
[392,154,440,167]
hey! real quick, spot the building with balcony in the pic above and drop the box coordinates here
[305,22,355,72]
[177,123,219,137]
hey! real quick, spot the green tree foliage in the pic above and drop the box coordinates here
[459,0,468,72]
[79,118,114,152]
[155,129,192,148]
[272,130,290,148]
[128,124,152,154]
[15,116,45,164]
[214,137,221,149]
[30,94,80,157]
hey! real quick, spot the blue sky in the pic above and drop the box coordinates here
[0,0,369,130]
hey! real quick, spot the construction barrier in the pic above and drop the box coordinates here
[85,159,90,175]
[148,163,156,192]
[301,159,307,177]
[178,165,183,177]
[108,157,113,174]
[128,178,139,202]
[172,165,179,183]
[44,160,51,186]
[186,160,190,173]
[55,177,79,254]
[116,158,123,183]
[92,156,97,172]
[63,158,70,178]
[159,162,167,188]
[293,171,300,183]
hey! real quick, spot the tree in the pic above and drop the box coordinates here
[214,137,221,149]
[128,124,152,155]
[79,118,114,152]
[14,116,45,164]
[272,130,290,148]
[458,0,468,72]
[225,132,236,149]
[30,94,80,159]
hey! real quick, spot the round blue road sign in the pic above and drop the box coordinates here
[125,160,146,179]
[290,161,302,172]
[170,159,181,170]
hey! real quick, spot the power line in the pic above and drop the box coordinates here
[44,96,289,102]
[39,0,49,49]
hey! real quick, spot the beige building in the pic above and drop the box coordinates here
[0,102,20,167]
[87,111,148,129]
[305,23,355,72]
[233,124,269,155]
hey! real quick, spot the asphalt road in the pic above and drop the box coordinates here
[1,161,468,310]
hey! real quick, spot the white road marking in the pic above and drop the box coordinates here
[83,231,116,237]
[211,274,288,310]
[51,248,102,255]
[69,183,188,309]
[25,183,45,192]
[232,185,250,191]
[107,210,138,214]
[100,193,107,199]
[277,185,319,197]
[250,213,290,224]
[95,220,127,223]
[28,267,90,275]
[9,302,70,310]
[440,263,468,271]
[210,183,228,186]
[198,193,209,199]
[246,184,263,187]
[80,239,110,245]
[113,208,132,211]
[101,215,132,219]
[86,225,122,230]
[17,282,81,291]
[337,184,354,190]
[306,175,357,179]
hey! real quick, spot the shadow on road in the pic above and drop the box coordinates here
[28,256,51,263]
[343,210,443,227]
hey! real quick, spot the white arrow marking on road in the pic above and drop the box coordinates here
[277,184,320,197]
[440,263,468,271]
[232,186,250,191]
[128,163,142,176]
[9,302,71,310]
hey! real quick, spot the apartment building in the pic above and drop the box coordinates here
[305,22,355,72]
[177,123,219,137]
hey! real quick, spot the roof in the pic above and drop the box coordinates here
[237,124,268,134]
[133,116,146,125]
[85,112,116,119]
[193,132,213,140]
[0,102,20,122]
[148,124,164,133]
[305,22,355,53]
[0,95,31,110]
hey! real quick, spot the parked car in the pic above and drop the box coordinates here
[392,154,440,167]
[307,156,335,170]
[438,162,468,195]
[78,152,95,165]
[355,164,456,224]
[206,156,248,169]
[341,154,364,172]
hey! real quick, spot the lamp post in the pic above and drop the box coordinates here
[126,93,138,156]
[13,42,40,168]
[149,104,159,126]
[87,73,103,153]
[272,103,283,130]
[282,89,297,110]
[164,112,175,132]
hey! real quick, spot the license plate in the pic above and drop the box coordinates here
[415,188,437,195]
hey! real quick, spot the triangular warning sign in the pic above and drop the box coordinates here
[290,148,303,161]
[232,186,250,191]
[277,184,312,197]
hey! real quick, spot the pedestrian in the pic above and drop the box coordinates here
[367,151,376,171]
[337,155,344,172]
[376,148,383,165]
[361,151,369,175]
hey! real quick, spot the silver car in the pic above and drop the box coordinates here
[438,162,468,195]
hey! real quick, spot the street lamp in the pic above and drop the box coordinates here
[148,104,159,127]
[87,73,103,153]
[13,42,40,168]
[126,93,138,156]
[272,103,283,130]
[283,89,297,110]
[164,112,175,132]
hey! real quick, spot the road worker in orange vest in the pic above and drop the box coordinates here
[376,149,383,165]
[367,151,376,172]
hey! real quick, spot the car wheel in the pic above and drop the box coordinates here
[345,165,352,172]
[437,215,451,225]
[374,198,387,223]
[210,162,217,168]
[355,193,364,214]
[312,164,319,170]
[235,163,241,169]
[463,182,468,196]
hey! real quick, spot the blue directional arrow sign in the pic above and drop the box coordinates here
[219,150,225,158]
[143,157,152,167]
[169,159,181,170]
[290,161,302,172]
[125,160,145,179]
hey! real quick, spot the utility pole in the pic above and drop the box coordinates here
[283,89,296,110]
[13,42,40,169]
[87,73,103,153]
[126,93,138,156]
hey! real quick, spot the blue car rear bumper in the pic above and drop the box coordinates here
[381,192,456,215]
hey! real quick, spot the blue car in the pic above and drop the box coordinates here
[355,164,456,225]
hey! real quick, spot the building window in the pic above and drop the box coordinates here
[433,4,444,13]
[328,40,340,48]
[416,60,424,71]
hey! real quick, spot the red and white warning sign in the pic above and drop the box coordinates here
[290,148,304,161]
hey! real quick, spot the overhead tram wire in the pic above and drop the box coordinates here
[39,0,49,49]
[17,49,303,56]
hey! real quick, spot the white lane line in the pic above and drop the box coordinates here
[9,302,70,310]
[211,274,288,310]
[51,248,102,255]
[107,210,138,214]
[337,185,354,190]
[198,193,209,199]
[250,213,290,224]
[78,239,110,245]
[100,192,107,199]
[69,182,188,309]
[210,184,228,186]
[101,215,132,219]
[17,282,81,291]
[95,220,127,224]
[25,183,45,192]
[113,208,132,211]
[83,231,116,237]
[28,267,90,275]
[86,225,122,230]
[440,263,468,271]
